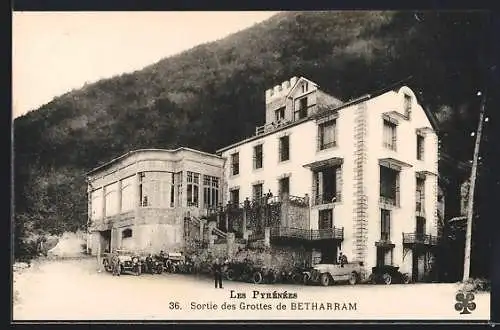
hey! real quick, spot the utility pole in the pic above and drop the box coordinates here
[462,89,487,281]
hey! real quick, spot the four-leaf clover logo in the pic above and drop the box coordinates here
[455,292,476,314]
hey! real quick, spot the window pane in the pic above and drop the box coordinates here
[105,183,119,216]
[91,188,103,220]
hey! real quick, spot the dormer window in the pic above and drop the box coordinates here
[275,107,285,122]
[295,97,308,120]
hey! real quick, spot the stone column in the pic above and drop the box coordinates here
[199,219,206,241]
[318,171,323,204]
[101,186,107,221]
[87,184,92,254]
[225,209,229,232]
[117,180,122,214]
[227,232,235,257]
[134,173,141,226]
[281,192,289,227]
[264,227,271,247]
[215,211,220,230]
[242,207,248,239]
[207,221,216,241]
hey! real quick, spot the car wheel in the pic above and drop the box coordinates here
[226,269,235,281]
[320,273,331,286]
[293,273,302,284]
[303,273,310,285]
[348,272,358,285]
[253,271,263,284]
[382,273,392,285]
[402,273,410,284]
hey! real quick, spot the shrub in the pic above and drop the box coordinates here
[461,278,491,293]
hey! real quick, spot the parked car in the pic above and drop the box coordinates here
[102,250,142,276]
[225,259,256,282]
[307,262,368,286]
[369,265,410,285]
[252,265,280,284]
[141,254,163,274]
[165,252,185,273]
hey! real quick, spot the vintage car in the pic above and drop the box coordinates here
[102,250,142,276]
[165,252,185,273]
[225,259,256,283]
[369,265,410,285]
[141,254,163,274]
[252,265,281,284]
[308,262,368,286]
[279,265,309,284]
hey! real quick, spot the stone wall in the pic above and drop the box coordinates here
[282,199,310,229]
[232,244,311,270]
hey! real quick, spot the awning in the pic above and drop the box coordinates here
[379,157,412,171]
[383,111,407,123]
[303,157,343,170]
[416,170,438,178]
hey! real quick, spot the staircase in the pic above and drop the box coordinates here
[212,227,228,239]
[185,214,228,241]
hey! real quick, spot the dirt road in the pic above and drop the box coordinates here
[12,257,490,321]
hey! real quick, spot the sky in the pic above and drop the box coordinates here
[12,11,279,119]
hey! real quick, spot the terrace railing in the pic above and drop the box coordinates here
[270,226,344,241]
[403,233,438,246]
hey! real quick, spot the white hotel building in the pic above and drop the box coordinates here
[217,76,440,281]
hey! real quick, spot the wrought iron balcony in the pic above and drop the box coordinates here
[313,193,337,206]
[403,233,438,246]
[270,226,344,241]
[375,232,395,248]
[379,195,398,207]
[248,231,265,242]
[255,119,292,136]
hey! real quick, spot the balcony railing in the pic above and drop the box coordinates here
[314,193,337,206]
[254,105,320,136]
[255,119,292,136]
[403,233,438,246]
[270,226,344,241]
[380,195,398,207]
[248,231,265,241]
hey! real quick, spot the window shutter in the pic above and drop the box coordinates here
[335,165,342,202]
[311,171,317,206]
[396,173,401,207]
[317,125,322,151]
[279,137,282,161]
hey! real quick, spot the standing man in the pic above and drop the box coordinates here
[213,258,223,289]
[338,251,348,267]
[112,251,121,276]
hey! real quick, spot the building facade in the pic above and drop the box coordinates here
[86,148,223,255]
[217,76,440,281]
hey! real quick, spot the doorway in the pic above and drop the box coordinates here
[412,251,427,282]
[319,242,338,264]
[100,230,111,253]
